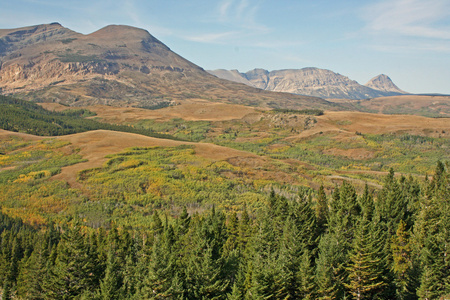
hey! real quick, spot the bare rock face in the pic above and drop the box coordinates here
[208,68,407,100]
[207,69,256,87]
[365,74,407,94]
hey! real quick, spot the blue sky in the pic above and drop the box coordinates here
[1,0,450,94]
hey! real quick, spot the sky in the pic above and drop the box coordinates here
[1,0,450,94]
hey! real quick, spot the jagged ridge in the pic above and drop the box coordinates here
[208,68,407,100]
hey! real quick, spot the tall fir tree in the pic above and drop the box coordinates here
[344,218,386,300]
[391,220,416,300]
[315,233,346,300]
[16,238,50,300]
[99,248,123,300]
[414,161,450,299]
[45,223,98,299]
[316,184,329,236]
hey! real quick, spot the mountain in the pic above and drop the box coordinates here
[365,74,407,94]
[0,23,336,110]
[208,68,407,100]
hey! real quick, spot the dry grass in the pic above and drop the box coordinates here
[39,100,262,122]
[0,129,47,141]
[358,95,450,117]
[288,111,450,141]
[54,130,257,187]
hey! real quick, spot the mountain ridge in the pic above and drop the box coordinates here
[208,68,408,100]
[0,23,337,111]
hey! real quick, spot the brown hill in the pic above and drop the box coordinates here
[353,95,450,117]
[0,23,337,110]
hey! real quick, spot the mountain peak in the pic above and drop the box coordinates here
[365,74,406,94]
[88,24,153,39]
[209,68,408,100]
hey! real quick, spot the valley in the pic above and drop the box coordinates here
[0,22,449,299]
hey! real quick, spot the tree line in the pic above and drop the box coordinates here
[0,162,448,299]
[0,95,182,140]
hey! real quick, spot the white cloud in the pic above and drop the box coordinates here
[369,42,450,53]
[363,0,450,40]
[185,31,240,43]
[219,0,234,21]
[216,0,270,32]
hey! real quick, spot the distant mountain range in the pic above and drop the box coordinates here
[0,23,336,110]
[208,68,408,100]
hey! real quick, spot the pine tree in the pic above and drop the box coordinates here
[376,168,409,237]
[391,220,414,300]
[142,225,179,299]
[238,208,251,255]
[223,212,239,256]
[414,161,450,299]
[359,184,374,221]
[344,218,386,300]
[274,217,302,299]
[315,233,346,300]
[291,194,319,254]
[99,248,123,300]
[298,248,315,300]
[151,211,164,236]
[184,244,229,299]
[178,206,191,235]
[316,184,329,235]
[46,223,97,299]
[16,238,49,300]
[328,181,361,250]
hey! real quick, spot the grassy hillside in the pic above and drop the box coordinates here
[0,95,181,140]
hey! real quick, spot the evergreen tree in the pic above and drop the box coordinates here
[142,225,181,299]
[298,248,315,300]
[315,233,346,300]
[178,206,191,235]
[359,184,374,221]
[376,168,409,237]
[414,161,450,299]
[99,248,123,300]
[344,218,386,300]
[274,217,302,299]
[16,238,49,300]
[291,194,319,254]
[46,223,98,299]
[237,208,251,255]
[185,244,229,299]
[316,184,329,235]
[151,211,164,236]
[328,181,361,250]
[391,220,414,300]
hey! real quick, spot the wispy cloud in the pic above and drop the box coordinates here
[362,0,450,40]
[217,0,270,32]
[369,42,450,53]
[219,0,233,21]
[184,0,270,45]
[185,31,240,43]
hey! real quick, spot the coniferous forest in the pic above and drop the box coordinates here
[0,162,448,299]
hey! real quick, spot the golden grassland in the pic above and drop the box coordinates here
[1,98,448,226]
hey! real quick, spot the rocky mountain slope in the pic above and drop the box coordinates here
[208,68,407,100]
[365,74,407,94]
[0,23,336,110]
